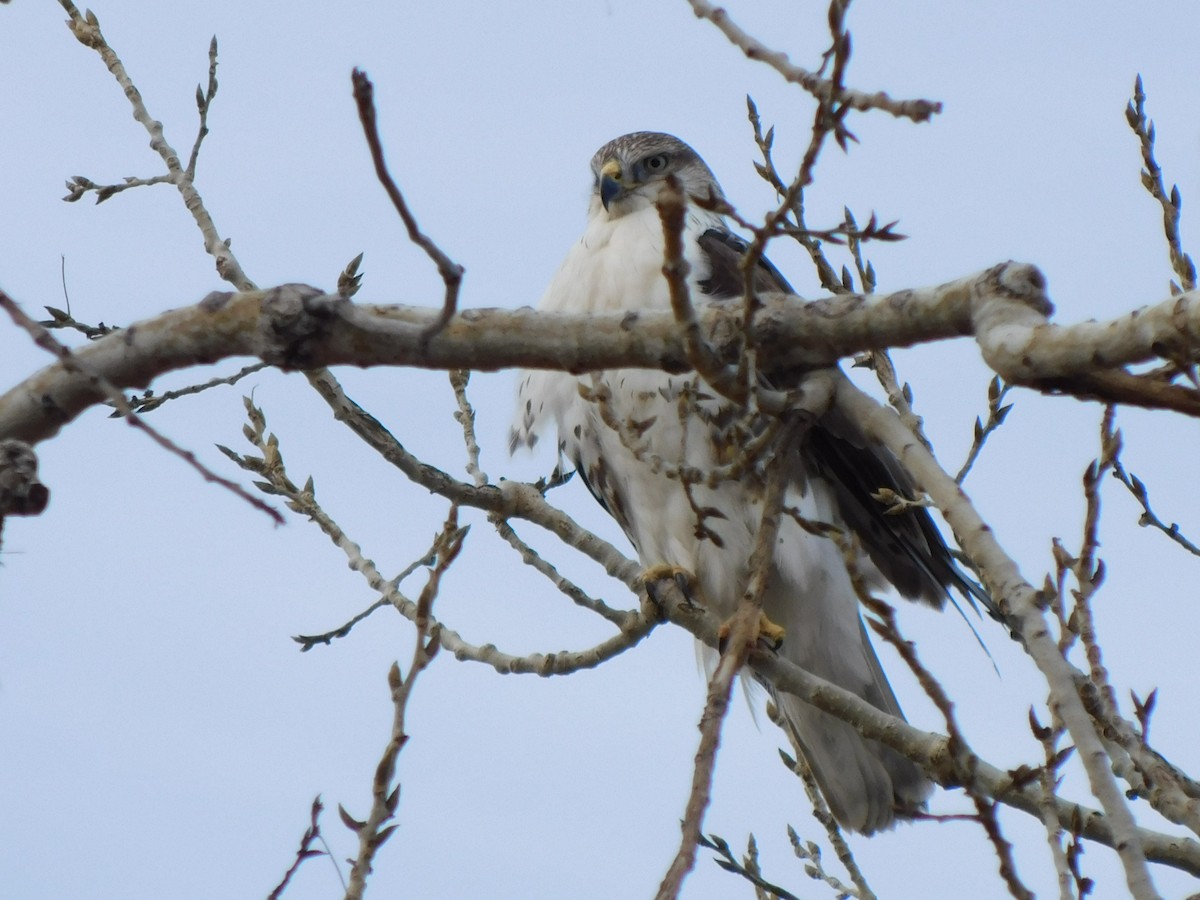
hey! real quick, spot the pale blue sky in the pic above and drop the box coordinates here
[2,2,1198,898]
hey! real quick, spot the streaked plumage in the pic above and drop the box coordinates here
[511,132,986,833]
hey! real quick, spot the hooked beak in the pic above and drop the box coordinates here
[598,159,624,210]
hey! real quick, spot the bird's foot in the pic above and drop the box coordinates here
[717,611,786,653]
[640,564,698,612]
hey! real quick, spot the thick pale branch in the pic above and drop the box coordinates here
[7,263,1200,446]
[832,380,1162,898]
[650,579,1200,879]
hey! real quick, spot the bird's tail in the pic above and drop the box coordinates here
[770,618,931,834]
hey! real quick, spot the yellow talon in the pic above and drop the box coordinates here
[718,612,786,653]
[640,564,698,612]
[641,563,695,592]
[757,612,786,649]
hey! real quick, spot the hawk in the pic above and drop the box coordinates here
[510,132,990,834]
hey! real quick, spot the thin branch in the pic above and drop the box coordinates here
[779,750,875,899]
[40,304,117,339]
[227,386,655,671]
[62,172,173,203]
[1029,709,1077,900]
[491,518,634,628]
[1,289,282,524]
[342,509,460,900]
[865,596,1031,900]
[294,544,436,652]
[122,363,267,414]
[687,0,942,122]
[351,69,463,339]
[656,176,741,401]
[643,574,1200,878]
[700,833,804,900]
[656,422,796,900]
[832,379,1161,898]
[788,826,871,900]
[185,36,219,180]
[449,369,488,486]
[451,369,636,627]
[267,796,332,900]
[956,377,1015,484]
[58,2,253,289]
[1126,75,1196,293]
[1108,411,1200,556]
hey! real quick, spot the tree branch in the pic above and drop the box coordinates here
[8,264,1200,447]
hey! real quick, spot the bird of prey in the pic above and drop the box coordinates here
[510,132,989,834]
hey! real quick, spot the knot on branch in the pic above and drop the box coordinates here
[971,262,1055,380]
[0,439,49,517]
[987,261,1053,318]
[258,284,344,369]
[971,262,1053,331]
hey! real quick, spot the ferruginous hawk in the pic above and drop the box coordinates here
[510,131,990,834]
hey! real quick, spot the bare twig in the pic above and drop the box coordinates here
[864,596,1031,900]
[832,379,1161,898]
[1107,412,1200,556]
[656,422,796,900]
[774,741,875,900]
[1029,709,1077,900]
[228,387,655,670]
[788,826,871,900]
[122,363,267,414]
[40,304,116,339]
[656,176,741,401]
[1,289,282,523]
[1126,75,1196,294]
[62,172,173,203]
[267,796,332,900]
[294,544,437,651]
[58,2,253,289]
[351,69,464,339]
[185,36,219,180]
[341,509,460,900]
[956,377,1015,484]
[449,369,488,486]
[491,518,634,628]
[687,0,942,122]
[700,833,805,900]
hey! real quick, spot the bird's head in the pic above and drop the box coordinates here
[588,132,725,219]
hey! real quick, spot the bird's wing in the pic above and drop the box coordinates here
[696,227,992,615]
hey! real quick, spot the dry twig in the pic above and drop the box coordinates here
[351,70,464,340]
[656,421,797,900]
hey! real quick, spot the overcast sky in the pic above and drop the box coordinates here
[2,2,1199,898]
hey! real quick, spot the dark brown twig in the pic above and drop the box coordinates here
[267,796,336,899]
[700,833,805,900]
[351,70,464,340]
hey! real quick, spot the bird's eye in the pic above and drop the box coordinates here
[644,153,669,173]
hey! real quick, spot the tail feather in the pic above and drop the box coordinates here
[774,689,929,833]
[766,574,931,833]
